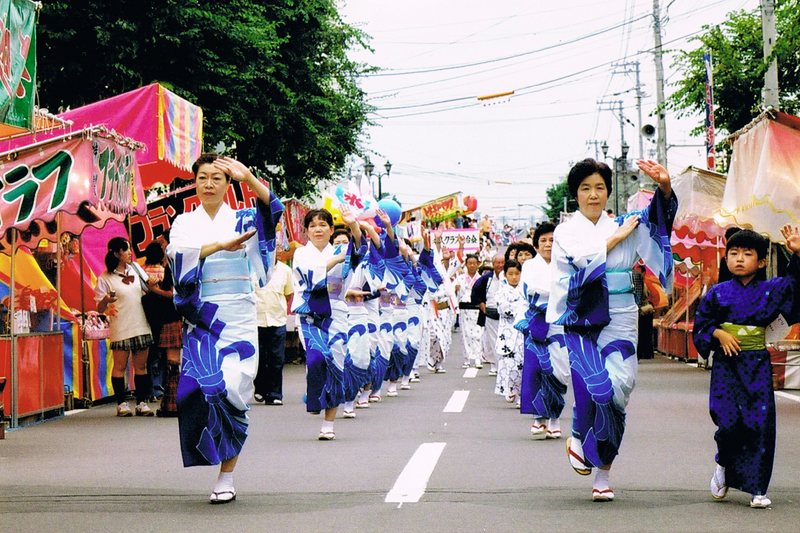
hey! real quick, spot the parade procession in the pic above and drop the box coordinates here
[3,1,800,532]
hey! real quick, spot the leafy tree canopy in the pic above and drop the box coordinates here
[37,0,374,198]
[543,178,577,223]
[666,1,800,140]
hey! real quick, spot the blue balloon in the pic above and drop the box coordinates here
[375,199,401,227]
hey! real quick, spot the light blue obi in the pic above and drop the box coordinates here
[607,269,636,309]
[200,255,253,298]
[607,270,634,294]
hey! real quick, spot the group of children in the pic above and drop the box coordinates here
[290,202,800,509]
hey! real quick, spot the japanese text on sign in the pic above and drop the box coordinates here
[441,229,479,252]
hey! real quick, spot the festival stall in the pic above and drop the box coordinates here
[647,167,729,363]
[720,110,800,387]
[0,127,145,426]
[0,84,204,416]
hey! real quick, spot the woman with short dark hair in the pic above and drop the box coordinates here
[547,158,677,502]
[167,153,283,503]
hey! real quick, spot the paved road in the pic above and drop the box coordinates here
[3,337,800,533]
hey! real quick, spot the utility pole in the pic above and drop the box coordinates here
[613,61,646,160]
[653,0,668,167]
[586,140,605,160]
[598,100,628,215]
[761,0,780,109]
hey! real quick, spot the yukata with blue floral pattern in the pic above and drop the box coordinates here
[515,253,570,419]
[693,255,800,497]
[292,239,361,412]
[381,236,413,383]
[546,188,676,468]
[168,196,283,467]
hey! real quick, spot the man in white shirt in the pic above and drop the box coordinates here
[253,249,294,405]
[472,254,505,375]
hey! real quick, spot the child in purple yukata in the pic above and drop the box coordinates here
[693,225,800,509]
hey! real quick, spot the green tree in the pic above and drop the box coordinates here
[543,178,577,222]
[37,0,373,198]
[666,1,800,140]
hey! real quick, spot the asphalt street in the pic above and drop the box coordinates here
[2,336,800,533]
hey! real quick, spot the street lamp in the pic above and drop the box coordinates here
[364,159,392,199]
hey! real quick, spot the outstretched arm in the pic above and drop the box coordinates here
[339,204,363,245]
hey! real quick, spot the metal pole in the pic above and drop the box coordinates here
[9,229,17,428]
[634,61,645,160]
[761,0,780,109]
[653,0,668,167]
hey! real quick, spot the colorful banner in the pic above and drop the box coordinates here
[157,84,203,173]
[421,194,460,222]
[0,135,145,248]
[703,53,715,171]
[441,228,479,252]
[0,0,36,131]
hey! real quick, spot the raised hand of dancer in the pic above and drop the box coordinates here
[781,225,800,255]
[636,159,672,198]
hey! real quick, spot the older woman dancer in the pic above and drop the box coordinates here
[167,153,283,504]
[546,158,676,502]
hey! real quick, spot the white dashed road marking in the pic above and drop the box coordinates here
[443,390,470,413]
[385,442,447,505]
[463,368,478,378]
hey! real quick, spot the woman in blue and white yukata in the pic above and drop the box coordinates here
[167,154,283,504]
[382,230,413,397]
[408,231,444,378]
[516,222,570,440]
[352,219,386,408]
[291,206,363,440]
[546,158,676,502]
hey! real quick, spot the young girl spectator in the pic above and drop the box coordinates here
[95,237,154,417]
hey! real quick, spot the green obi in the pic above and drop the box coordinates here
[719,323,767,351]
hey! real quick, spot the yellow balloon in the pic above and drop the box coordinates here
[322,192,343,226]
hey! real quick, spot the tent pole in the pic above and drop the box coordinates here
[56,213,62,328]
[9,229,17,428]
[78,230,86,403]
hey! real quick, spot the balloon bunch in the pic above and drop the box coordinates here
[322,177,402,232]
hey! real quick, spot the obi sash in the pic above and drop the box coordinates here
[607,270,634,294]
[720,323,767,351]
[200,256,252,298]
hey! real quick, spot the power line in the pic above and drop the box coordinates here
[367,13,651,77]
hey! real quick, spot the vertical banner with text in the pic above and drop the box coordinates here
[0,0,37,130]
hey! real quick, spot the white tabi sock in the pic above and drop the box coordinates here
[593,469,610,492]
[321,420,334,433]
[359,390,371,404]
[214,471,235,494]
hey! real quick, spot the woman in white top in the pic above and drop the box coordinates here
[95,237,154,417]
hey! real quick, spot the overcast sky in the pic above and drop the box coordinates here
[339,0,759,221]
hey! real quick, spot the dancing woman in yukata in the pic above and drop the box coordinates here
[546,158,676,502]
[291,206,363,440]
[167,154,283,504]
